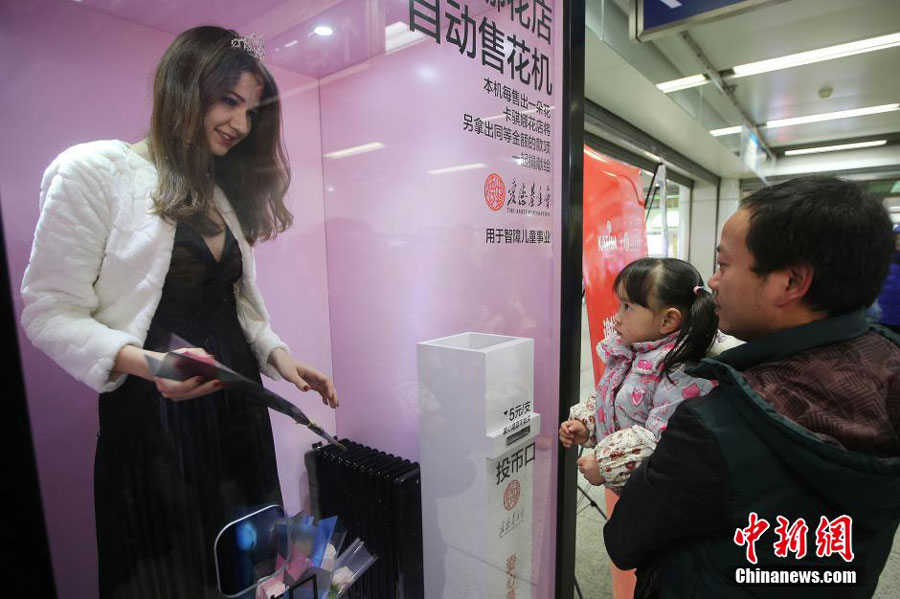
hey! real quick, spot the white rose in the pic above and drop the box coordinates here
[331,566,354,591]
[322,543,337,570]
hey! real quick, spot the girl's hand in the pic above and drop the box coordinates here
[270,348,339,408]
[558,419,588,448]
[155,347,223,401]
[577,453,606,486]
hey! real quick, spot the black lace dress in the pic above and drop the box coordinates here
[95,222,282,598]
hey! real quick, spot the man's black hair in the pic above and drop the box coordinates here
[741,175,893,316]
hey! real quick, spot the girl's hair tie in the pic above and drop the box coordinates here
[693,285,709,296]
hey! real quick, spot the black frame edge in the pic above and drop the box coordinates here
[555,0,585,597]
[2,199,57,596]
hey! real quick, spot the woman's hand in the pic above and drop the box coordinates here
[269,348,339,408]
[154,347,223,401]
[577,452,606,486]
[558,419,588,448]
[113,345,222,401]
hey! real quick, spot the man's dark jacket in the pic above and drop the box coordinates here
[604,312,900,598]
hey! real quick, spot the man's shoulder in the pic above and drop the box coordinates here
[738,331,899,405]
[740,331,899,455]
[746,330,897,377]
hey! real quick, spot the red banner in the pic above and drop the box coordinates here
[582,147,648,386]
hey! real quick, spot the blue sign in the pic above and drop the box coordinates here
[643,0,749,30]
[636,0,776,40]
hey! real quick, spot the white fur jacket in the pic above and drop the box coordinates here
[20,140,288,393]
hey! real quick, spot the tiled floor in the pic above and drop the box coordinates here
[573,302,614,598]
[573,482,613,598]
[572,301,900,598]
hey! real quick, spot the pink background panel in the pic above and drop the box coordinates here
[318,3,564,596]
[1,1,334,596]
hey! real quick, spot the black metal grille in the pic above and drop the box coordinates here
[310,440,423,599]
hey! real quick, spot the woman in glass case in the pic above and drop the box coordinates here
[20,26,337,598]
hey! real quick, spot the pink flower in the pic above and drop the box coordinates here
[636,359,653,370]
[681,383,701,399]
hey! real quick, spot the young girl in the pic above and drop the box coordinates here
[20,26,337,597]
[559,257,738,491]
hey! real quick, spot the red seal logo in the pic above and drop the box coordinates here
[503,479,521,511]
[484,173,505,211]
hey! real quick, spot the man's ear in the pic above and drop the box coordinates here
[659,307,683,336]
[775,262,815,306]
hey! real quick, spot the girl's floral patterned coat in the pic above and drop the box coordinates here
[570,332,731,446]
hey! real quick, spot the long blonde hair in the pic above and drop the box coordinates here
[148,25,292,243]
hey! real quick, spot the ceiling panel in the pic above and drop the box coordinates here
[666,84,746,131]
[52,0,419,79]
[585,31,751,178]
[761,111,900,146]
[727,46,900,124]
[63,0,292,35]
[596,0,900,176]
[689,0,900,67]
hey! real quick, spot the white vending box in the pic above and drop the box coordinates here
[418,333,540,599]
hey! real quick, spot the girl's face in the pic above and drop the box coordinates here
[204,71,263,156]
[613,284,666,346]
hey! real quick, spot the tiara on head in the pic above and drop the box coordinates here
[231,33,265,61]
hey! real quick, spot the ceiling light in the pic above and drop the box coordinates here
[765,103,900,129]
[385,21,427,53]
[323,142,385,159]
[284,40,299,48]
[313,25,334,37]
[656,74,708,93]
[427,163,487,175]
[710,126,742,137]
[784,140,888,156]
[732,32,900,78]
